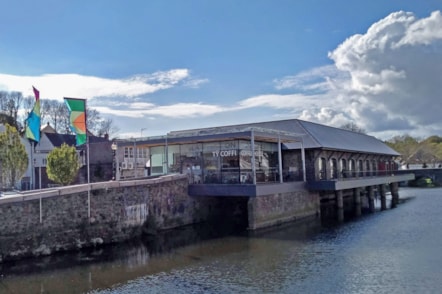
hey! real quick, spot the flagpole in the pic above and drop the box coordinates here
[64,97,90,221]
[29,140,34,189]
[85,101,91,221]
[87,134,91,220]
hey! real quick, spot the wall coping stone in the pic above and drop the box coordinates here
[0,174,188,205]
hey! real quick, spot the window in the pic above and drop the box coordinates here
[349,159,355,177]
[202,142,221,183]
[319,157,326,180]
[341,158,347,178]
[331,158,337,179]
[358,160,363,177]
[150,146,165,175]
[124,147,134,158]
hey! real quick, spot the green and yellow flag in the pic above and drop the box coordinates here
[64,97,87,146]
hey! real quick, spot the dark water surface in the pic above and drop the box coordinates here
[1,187,442,294]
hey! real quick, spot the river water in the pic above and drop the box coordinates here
[1,187,442,294]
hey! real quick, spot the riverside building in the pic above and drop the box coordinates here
[115,119,414,228]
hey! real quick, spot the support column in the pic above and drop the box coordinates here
[390,182,399,208]
[353,188,361,217]
[336,190,344,223]
[379,184,387,210]
[247,197,257,230]
[368,186,375,213]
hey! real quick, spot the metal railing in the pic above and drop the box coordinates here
[317,169,397,181]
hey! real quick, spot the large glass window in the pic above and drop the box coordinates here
[220,141,239,184]
[148,139,282,184]
[239,141,253,183]
[150,146,165,175]
[180,144,203,183]
[202,142,222,183]
[258,142,279,183]
[282,151,302,181]
[167,145,181,173]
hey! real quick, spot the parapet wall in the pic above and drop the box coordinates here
[0,174,215,263]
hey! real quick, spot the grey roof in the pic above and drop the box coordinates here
[45,133,109,148]
[45,133,76,147]
[168,119,400,156]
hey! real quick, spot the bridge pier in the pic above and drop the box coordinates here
[379,184,387,210]
[368,186,375,213]
[336,190,344,223]
[353,188,361,217]
[390,182,399,208]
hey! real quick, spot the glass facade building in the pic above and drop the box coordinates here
[124,128,305,185]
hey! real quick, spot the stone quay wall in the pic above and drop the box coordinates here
[0,174,216,263]
[247,190,320,230]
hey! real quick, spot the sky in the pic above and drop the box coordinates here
[0,0,441,140]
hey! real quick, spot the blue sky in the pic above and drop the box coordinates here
[1,0,441,139]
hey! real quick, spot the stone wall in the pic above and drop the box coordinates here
[0,173,322,262]
[247,190,320,230]
[0,174,217,263]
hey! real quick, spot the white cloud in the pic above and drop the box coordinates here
[142,103,224,117]
[239,94,308,108]
[306,10,441,139]
[183,78,210,88]
[396,11,442,46]
[0,68,194,100]
[95,101,226,118]
[273,65,346,93]
[93,106,146,118]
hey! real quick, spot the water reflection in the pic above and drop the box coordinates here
[1,188,442,294]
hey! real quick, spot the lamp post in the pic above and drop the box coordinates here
[111,142,119,180]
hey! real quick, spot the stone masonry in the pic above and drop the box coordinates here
[0,174,216,263]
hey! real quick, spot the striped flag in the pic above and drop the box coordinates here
[25,86,41,142]
[64,97,87,146]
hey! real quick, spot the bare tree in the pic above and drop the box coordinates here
[97,118,119,138]
[340,122,366,134]
[86,108,101,135]
[0,91,24,129]
[22,96,35,115]
[41,99,69,133]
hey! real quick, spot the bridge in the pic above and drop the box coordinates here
[396,168,442,186]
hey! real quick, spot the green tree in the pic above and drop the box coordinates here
[385,135,419,164]
[0,124,28,190]
[47,143,80,185]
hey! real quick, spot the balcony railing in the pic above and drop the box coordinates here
[188,167,304,185]
[317,169,398,181]
[309,169,415,191]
